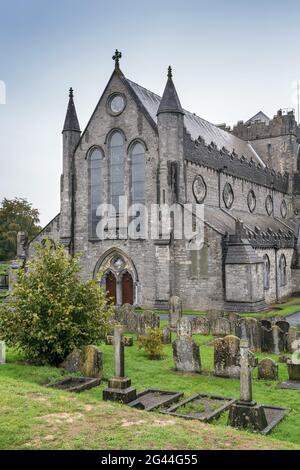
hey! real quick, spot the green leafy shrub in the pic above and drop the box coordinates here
[138,326,164,360]
[0,241,114,365]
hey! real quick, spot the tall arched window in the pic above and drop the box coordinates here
[263,254,270,290]
[110,131,124,214]
[89,147,103,238]
[279,254,287,287]
[131,142,145,204]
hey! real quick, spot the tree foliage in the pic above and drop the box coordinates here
[138,326,164,360]
[0,197,41,261]
[0,241,114,365]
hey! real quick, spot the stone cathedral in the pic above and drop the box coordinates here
[24,51,300,312]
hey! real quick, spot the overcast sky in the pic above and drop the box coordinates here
[1,0,300,226]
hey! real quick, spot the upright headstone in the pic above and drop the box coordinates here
[162,326,171,344]
[287,327,298,353]
[0,341,6,364]
[276,321,290,351]
[169,295,182,330]
[257,358,278,381]
[103,325,137,404]
[228,340,267,432]
[172,319,201,373]
[211,317,231,337]
[192,316,210,335]
[137,310,160,336]
[226,312,240,335]
[272,325,285,355]
[235,318,262,352]
[214,335,241,378]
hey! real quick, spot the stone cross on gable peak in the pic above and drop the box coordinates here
[113,49,122,70]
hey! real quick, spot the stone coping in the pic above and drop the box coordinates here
[128,389,183,411]
[46,376,101,393]
[163,393,236,423]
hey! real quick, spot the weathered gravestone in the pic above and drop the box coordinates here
[235,317,262,352]
[61,346,103,378]
[0,341,6,364]
[214,335,241,378]
[137,310,160,336]
[116,304,138,333]
[192,316,210,336]
[172,318,201,373]
[276,321,290,350]
[169,295,182,330]
[162,326,171,344]
[211,317,231,337]
[272,325,285,354]
[228,340,268,432]
[262,325,285,354]
[103,324,137,404]
[226,312,240,335]
[287,327,298,353]
[257,358,278,381]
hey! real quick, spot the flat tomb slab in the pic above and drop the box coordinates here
[278,380,300,390]
[128,389,183,411]
[47,376,100,393]
[164,394,236,422]
[260,405,289,435]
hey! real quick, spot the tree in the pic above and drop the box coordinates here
[0,241,114,365]
[0,197,41,261]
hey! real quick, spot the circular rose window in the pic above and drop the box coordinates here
[223,182,234,209]
[108,93,126,115]
[265,195,273,216]
[247,190,256,213]
[192,175,207,203]
[281,200,287,219]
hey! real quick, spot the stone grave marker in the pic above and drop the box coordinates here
[169,295,182,330]
[192,316,210,335]
[257,358,278,381]
[103,324,137,404]
[287,327,298,353]
[214,335,241,378]
[172,318,201,373]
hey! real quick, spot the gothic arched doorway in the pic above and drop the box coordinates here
[106,271,117,305]
[122,271,134,305]
[94,249,139,306]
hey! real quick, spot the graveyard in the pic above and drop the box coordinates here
[1,312,300,450]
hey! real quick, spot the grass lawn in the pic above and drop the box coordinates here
[1,333,300,450]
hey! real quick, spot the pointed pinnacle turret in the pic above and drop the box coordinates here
[157,66,184,116]
[63,87,81,133]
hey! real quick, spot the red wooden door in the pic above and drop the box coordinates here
[106,272,117,305]
[122,272,133,305]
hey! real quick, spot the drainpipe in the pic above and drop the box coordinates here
[275,248,279,302]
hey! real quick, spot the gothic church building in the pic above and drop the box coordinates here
[26,52,300,312]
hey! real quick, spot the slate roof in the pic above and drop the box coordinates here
[203,207,295,247]
[126,78,265,165]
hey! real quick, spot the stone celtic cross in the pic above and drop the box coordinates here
[113,49,122,69]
